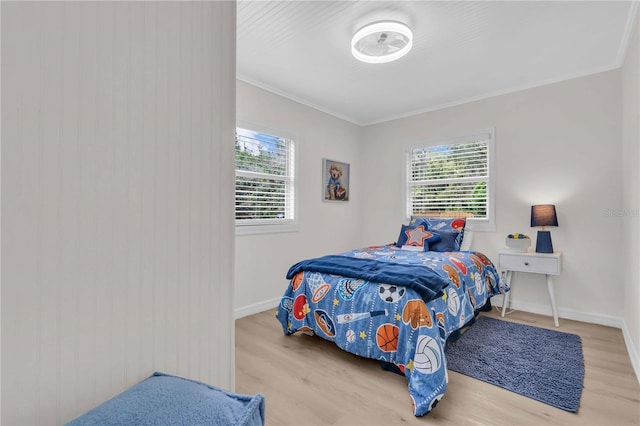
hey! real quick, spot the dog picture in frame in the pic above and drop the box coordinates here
[323,159,349,202]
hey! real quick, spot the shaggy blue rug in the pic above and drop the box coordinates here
[445,316,584,412]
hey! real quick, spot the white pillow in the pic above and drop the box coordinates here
[400,245,424,252]
[459,230,474,251]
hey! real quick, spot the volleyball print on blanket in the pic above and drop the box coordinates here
[413,335,442,374]
[447,287,460,316]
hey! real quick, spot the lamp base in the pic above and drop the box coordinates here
[535,230,554,253]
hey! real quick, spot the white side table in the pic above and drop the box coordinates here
[498,251,563,327]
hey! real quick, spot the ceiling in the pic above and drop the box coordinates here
[237,1,639,126]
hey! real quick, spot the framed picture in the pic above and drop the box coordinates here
[323,159,350,202]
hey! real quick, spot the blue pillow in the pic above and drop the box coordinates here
[67,372,265,426]
[396,224,441,251]
[408,216,430,228]
[412,216,466,251]
[428,229,459,252]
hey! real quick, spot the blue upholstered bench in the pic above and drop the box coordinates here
[66,372,265,425]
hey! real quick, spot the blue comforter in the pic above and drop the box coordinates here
[276,245,507,417]
[287,254,450,302]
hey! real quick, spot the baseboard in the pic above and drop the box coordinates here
[492,296,624,328]
[621,320,640,384]
[234,297,280,319]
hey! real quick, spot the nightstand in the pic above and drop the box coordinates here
[498,251,562,327]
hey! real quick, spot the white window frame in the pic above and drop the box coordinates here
[235,121,297,235]
[403,128,496,232]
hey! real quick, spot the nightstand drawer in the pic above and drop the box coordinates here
[499,253,561,275]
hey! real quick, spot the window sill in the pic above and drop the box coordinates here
[235,222,298,236]
[465,218,496,232]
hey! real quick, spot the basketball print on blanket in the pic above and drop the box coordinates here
[376,323,400,352]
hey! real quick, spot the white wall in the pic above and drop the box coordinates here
[360,71,624,326]
[1,2,236,424]
[621,12,639,378]
[234,17,637,379]
[236,70,633,331]
[235,81,362,315]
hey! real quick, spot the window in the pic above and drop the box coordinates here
[235,126,296,234]
[405,128,495,231]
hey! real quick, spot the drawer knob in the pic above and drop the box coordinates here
[524,262,529,266]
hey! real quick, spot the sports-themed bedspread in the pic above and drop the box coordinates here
[275,245,507,417]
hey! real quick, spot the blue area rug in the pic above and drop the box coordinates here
[445,316,584,412]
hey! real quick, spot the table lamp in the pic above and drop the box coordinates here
[531,204,558,253]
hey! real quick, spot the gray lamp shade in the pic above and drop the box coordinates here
[530,204,558,228]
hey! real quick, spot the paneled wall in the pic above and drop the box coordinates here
[621,10,639,377]
[1,2,236,424]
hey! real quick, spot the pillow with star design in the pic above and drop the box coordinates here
[410,216,467,251]
[395,224,441,251]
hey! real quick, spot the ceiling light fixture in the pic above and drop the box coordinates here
[351,21,413,64]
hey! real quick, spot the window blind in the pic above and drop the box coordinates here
[407,133,491,219]
[235,128,295,225]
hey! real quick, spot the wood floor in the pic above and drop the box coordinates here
[235,307,640,426]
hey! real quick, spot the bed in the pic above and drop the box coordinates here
[275,217,507,416]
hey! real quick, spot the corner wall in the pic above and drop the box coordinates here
[1,2,236,424]
[235,81,362,315]
[360,71,623,325]
[621,9,640,380]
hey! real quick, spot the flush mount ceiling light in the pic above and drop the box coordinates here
[351,21,413,64]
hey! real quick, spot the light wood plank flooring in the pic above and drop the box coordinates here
[236,308,640,425]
